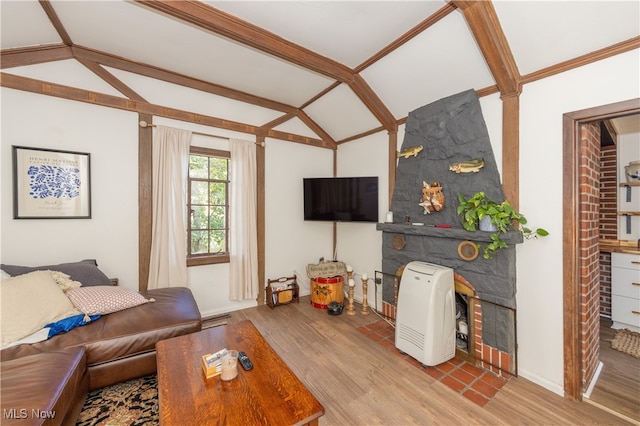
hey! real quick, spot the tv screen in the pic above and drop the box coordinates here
[303,177,379,222]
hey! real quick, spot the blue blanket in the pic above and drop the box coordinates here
[45,313,100,338]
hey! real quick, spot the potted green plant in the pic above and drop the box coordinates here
[457,192,549,259]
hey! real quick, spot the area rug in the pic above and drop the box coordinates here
[76,375,158,426]
[77,320,231,425]
[611,328,640,359]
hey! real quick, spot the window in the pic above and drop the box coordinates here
[187,147,230,266]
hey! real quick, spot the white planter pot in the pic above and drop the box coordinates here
[479,216,497,232]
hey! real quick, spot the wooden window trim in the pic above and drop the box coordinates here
[187,253,230,267]
[190,146,230,158]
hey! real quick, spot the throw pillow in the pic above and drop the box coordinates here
[0,259,111,287]
[1,270,79,347]
[49,271,82,292]
[66,286,153,316]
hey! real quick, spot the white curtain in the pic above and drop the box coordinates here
[148,126,192,289]
[229,138,258,300]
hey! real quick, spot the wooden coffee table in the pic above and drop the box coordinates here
[156,319,324,425]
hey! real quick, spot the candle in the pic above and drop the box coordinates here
[220,350,239,381]
[346,265,353,272]
[459,321,468,336]
[362,273,368,281]
[348,279,355,287]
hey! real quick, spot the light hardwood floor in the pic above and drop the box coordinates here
[226,297,633,425]
[587,319,640,423]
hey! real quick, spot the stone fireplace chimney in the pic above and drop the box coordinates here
[377,89,521,374]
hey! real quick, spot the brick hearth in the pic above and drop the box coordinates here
[358,320,509,407]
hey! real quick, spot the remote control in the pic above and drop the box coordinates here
[238,351,253,371]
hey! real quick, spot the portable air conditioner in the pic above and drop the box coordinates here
[395,261,455,366]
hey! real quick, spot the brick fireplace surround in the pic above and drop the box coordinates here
[378,270,517,375]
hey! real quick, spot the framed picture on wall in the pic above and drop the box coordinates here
[12,146,91,219]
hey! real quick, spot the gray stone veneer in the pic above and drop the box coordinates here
[378,89,519,352]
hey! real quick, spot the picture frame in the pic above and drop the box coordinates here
[12,146,91,219]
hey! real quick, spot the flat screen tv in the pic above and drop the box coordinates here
[303,177,379,222]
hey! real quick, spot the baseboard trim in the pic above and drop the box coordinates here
[583,396,640,426]
[583,361,603,398]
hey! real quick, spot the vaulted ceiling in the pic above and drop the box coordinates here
[1,1,639,149]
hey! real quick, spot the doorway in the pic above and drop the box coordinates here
[562,99,640,409]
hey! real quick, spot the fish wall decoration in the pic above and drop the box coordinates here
[397,145,423,159]
[449,158,485,173]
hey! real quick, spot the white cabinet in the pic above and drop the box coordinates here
[611,252,640,332]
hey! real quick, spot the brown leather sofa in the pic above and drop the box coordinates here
[1,287,202,426]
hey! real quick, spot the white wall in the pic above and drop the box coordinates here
[335,131,389,307]
[479,93,504,178]
[1,89,140,289]
[517,50,639,395]
[264,138,333,296]
[0,91,335,318]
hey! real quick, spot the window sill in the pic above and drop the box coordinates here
[187,254,230,267]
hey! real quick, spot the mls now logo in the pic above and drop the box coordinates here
[4,408,56,419]
[3,409,27,419]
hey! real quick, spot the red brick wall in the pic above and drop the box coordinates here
[579,122,601,390]
[599,145,618,238]
[599,144,617,317]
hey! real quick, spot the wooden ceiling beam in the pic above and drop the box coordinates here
[522,36,640,86]
[259,110,336,148]
[337,126,386,145]
[260,112,297,132]
[452,0,521,96]
[266,128,336,150]
[356,2,458,73]
[0,45,73,69]
[452,0,521,208]
[74,57,147,102]
[38,0,73,46]
[349,75,397,131]
[3,45,296,114]
[0,72,329,149]
[72,46,296,114]
[297,111,336,145]
[135,0,396,132]
[39,0,148,105]
[11,1,632,148]
[135,0,354,83]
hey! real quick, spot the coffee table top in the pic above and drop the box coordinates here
[156,319,324,426]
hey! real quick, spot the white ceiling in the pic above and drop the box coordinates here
[613,114,640,135]
[1,1,639,142]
